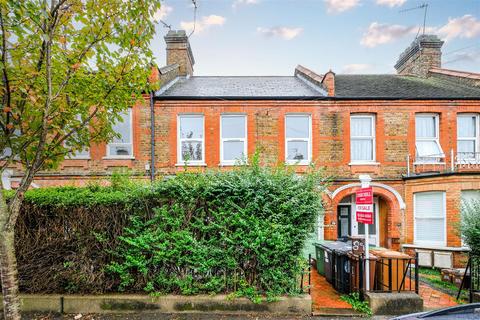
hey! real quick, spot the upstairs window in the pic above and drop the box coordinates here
[107,109,133,158]
[178,114,204,164]
[221,115,247,165]
[414,191,446,246]
[457,114,479,161]
[350,115,375,163]
[285,114,311,165]
[415,114,443,163]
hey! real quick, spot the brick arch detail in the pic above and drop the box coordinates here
[323,183,404,249]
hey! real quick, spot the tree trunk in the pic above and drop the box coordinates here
[0,228,20,320]
[0,187,21,320]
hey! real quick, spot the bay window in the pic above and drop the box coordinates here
[107,109,133,158]
[350,114,375,163]
[178,114,204,164]
[285,114,311,164]
[414,191,446,246]
[220,115,247,165]
[457,114,479,161]
[415,114,444,163]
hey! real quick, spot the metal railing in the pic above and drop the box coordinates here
[457,253,480,303]
[326,250,419,298]
[352,254,418,297]
[407,150,480,176]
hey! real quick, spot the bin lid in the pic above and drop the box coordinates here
[318,240,352,253]
[370,249,411,259]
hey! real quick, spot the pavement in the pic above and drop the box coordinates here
[18,313,392,320]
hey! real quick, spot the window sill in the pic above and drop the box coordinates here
[402,243,470,252]
[413,162,446,165]
[175,163,207,167]
[349,162,380,166]
[285,161,311,166]
[103,156,135,160]
[219,162,246,167]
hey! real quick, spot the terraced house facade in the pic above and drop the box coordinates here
[4,31,480,268]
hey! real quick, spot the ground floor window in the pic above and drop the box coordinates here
[414,191,446,246]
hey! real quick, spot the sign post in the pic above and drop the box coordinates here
[357,175,373,291]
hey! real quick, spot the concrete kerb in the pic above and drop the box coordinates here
[365,292,423,315]
[1,294,312,315]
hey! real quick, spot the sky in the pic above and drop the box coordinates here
[150,0,480,76]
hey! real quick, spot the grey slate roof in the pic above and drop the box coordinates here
[156,74,480,99]
[156,76,325,98]
[334,74,480,98]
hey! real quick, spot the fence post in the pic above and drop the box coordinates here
[388,258,393,292]
[415,252,419,294]
[359,255,364,300]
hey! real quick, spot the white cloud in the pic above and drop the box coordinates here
[180,15,226,34]
[324,0,360,14]
[152,4,173,22]
[375,0,406,7]
[437,15,480,41]
[256,26,303,40]
[232,0,258,9]
[341,64,372,74]
[360,22,416,47]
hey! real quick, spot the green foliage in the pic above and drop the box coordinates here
[14,163,327,300]
[341,292,372,317]
[1,0,161,169]
[108,164,326,299]
[460,200,480,255]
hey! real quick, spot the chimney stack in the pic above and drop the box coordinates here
[394,35,444,78]
[164,30,195,77]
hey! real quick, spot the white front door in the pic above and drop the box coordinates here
[352,197,380,246]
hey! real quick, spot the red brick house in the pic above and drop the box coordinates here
[3,30,480,268]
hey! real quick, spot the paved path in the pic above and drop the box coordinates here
[403,277,458,310]
[309,267,360,316]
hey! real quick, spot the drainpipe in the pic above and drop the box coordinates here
[149,91,155,182]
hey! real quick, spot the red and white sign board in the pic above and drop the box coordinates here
[356,187,373,224]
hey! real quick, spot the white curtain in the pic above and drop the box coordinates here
[351,139,373,161]
[351,117,372,136]
[457,116,476,138]
[416,116,436,138]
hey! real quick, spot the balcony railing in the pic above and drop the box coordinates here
[406,150,480,176]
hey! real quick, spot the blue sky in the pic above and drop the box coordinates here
[151,0,480,76]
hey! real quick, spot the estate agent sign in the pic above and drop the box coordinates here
[356,186,373,224]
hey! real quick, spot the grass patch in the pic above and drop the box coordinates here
[417,267,469,302]
[341,292,372,317]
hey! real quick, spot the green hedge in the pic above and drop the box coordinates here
[13,163,326,299]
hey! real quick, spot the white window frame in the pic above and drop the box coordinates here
[457,114,479,162]
[177,114,205,166]
[350,114,376,164]
[220,114,247,166]
[413,191,446,247]
[285,114,312,165]
[105,109,134,159]
[415,113,444,164]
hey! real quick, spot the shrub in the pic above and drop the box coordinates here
[460,199,480,255]
[108,163,327,298]
[12,161,327,299]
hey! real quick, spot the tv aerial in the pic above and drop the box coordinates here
[400,3,428,37]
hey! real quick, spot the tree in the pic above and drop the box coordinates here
[0,0,161,318]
